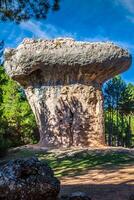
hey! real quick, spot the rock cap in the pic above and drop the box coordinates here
[4,38,132,84]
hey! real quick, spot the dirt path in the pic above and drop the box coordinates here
[60,165,134,200]
[7,145,134,200]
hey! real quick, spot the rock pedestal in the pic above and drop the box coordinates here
[4,38,131,147]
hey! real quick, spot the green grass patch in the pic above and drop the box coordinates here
[1,148,134,178]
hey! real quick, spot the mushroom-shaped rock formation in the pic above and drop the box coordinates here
[4,38,132,147]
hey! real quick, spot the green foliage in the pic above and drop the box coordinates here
[104,76,126,110]
[0,0,60,23]
[103,76,134,147]
[119,83,134,115]
[0,66,38,150]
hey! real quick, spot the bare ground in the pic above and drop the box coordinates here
[5,145,134,200]
[60,165,134,200]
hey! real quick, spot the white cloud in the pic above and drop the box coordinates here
[115,0,134,24]
[4,20,77,48]
[19,20,76,39]
[117,0,134,13]
[20,21,50,38]
[4,20,77,47]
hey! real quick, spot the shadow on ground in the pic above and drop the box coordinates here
[36,149,134,178]
[1,147,134,177]
[61,183,134,200]
[1,147,134,200]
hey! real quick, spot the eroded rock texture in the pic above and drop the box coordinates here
[4,38,132,147]
[0,157,60,200]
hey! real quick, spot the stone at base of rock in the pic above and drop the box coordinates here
[60,192,91,200]
[0,157,60,200]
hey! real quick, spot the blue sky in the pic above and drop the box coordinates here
[0,0,134,83]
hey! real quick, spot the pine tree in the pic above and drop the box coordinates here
[0,0,60,22]
[103,76,126,146]
[0,66,38,149]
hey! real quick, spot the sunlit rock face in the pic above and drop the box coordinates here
[4,38,132,147]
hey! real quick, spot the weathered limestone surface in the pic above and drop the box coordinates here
[0,157,60,200]
[4,38,132,147]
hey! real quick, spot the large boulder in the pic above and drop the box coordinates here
[4,38,132,147]
[0,157,60,200]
